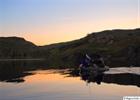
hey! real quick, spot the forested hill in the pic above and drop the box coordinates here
[0,37,38,58]
[0,28,140,67]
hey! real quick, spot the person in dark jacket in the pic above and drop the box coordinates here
[80,54,105,68]
[79,54,91,68]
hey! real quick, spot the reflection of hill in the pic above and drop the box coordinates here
[0,61,48,83]
[103,74,140,87]
[68,69,140,87]
[0,62,139,88]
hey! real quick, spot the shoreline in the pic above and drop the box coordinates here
[0,59,45,61]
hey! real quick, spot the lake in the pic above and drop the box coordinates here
[0,61,139,100]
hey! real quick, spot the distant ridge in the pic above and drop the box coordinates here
[0,28,140,67]
[0,36,37,59]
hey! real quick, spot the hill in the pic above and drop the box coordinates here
[0,28,140,67]
[40,28,140,67]
[0,37,38,59]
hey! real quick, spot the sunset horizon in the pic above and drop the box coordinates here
[0,27,140,46]
[0,0,140,45]
[0,0,140,99]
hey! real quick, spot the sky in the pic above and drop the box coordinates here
[0,0,140,45]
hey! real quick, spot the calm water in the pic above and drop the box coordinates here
[0,61,140,100]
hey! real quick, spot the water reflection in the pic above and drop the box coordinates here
[0,61,140,88]
[68,69,140,87]
[0,61,48,83]
[0,69,139,100]
[80,73,104,85]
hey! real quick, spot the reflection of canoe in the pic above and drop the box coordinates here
[79,66,109,75]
